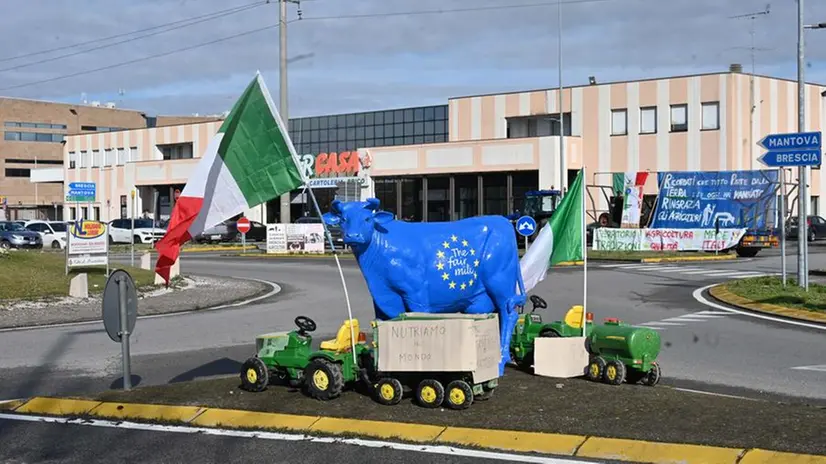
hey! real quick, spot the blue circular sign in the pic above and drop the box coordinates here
[516,216,537,237]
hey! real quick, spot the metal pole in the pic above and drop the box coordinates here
[581,166,587,338]
[118,276,132,391]
[278,0,291,225]
[131,193,135,268]
[557,0,565,191]
[242,232,246,253]
[797,0,808,289]
[151,189,159,248]
[524,236,528,252]
[780,168,787,286]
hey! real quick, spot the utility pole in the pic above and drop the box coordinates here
[557,0,565,192]
[797,0,807,289]
[278,0,292,224]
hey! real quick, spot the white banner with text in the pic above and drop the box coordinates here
[593,228,747,252]
[266,223,325,254]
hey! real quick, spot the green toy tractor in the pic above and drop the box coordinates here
[240,315,371,400]
[585,318,661,386]
[510,295,594,370]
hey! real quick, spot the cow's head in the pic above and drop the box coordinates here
[323,198,394,247]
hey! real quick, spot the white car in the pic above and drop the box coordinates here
[108,218,166,244]
[24,220,68,249]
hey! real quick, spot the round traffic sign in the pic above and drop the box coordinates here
[237,217,251,234]
[516,216,537,237]
[102,269,138,343]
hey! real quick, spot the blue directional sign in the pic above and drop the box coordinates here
[516,216,537,237]
[66,182,96,202]
[758,131,822,168]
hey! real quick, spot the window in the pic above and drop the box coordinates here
[79,151,88,168]
[4,122,19,127]
[93,207,100,221]
[4,132,20,141]
[159,143,193,160]
[92,150,101,167]
[5,158,62,165]
[116,148,126,165]
[104,149,114,166]
[129,147,138,163]
[670,104,688,132]
[69,152,77,169]
[611,109,628,136]
[5,168,30,177]
[69,207,76,221]
[812,196,820,216]
[3,131,63,142]
[81,125,96,131]
[20,132,36,142]
[701,102,720,130]
[640,107,657,134]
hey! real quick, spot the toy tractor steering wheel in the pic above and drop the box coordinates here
[294,316,317,335]
[530,295,548,312]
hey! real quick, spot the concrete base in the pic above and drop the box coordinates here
[154,257,180,285]
[140,252,151,271]
[69,273,88,299]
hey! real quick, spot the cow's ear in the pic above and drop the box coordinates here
[364,197,380,211]
[322,212,341,226]
[373,211,394,225]
[331,199,342,214]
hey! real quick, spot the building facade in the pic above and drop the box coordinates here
[361,69,826,222]
[0,96,214,220]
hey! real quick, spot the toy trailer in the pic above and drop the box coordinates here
[368,313,501,410]
[584,318,662,386]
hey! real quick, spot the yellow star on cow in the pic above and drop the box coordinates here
[470,248,476,256]
[461,239,468,247]
[442,241,450,249]
[436,250,445,259]
[473,272,478,279]
[451,234,458,242]
[442,272,449,281]
[468,279,474,286]
[436,262,445,270]
[473,259,480,267]
[460,283,466,290]
[449,281,456,289]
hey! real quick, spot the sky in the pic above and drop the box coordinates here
[1,0,825,118]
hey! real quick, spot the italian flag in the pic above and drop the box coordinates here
[154,73,305,283]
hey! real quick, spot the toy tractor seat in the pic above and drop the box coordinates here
[320,319,363,353]
[564,305,586,329]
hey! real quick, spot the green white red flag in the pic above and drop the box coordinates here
[154,73,305,283]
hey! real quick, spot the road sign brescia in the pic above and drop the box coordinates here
[516,216,537,237]
[758,131,822,168]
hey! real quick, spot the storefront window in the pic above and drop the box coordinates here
[510,171,539,215]
[374,179,398,215]
[400,178,423,222]
[482,173,507,215]
[454,175,478,219]
[427,176,450,222]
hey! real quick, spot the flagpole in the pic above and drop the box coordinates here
[581,166,587,337]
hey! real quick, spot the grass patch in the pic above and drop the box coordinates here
[722,276,826,313]
[108,242,258,253]
[0,251,157,301]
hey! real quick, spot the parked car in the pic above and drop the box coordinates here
[786,215,826,242]
[296,215,344,249]
[108,218,166,244]
[24,220,67,249]
[240,220,267,242]
[194,220,239,244]
[0,221,43,249]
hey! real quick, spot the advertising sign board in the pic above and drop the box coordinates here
[266,223,324,254]
[67,220,109,268]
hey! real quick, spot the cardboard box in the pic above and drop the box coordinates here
[375,313,500,384]
[533,336,590,378]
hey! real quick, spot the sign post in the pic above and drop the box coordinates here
[130,189,136,267]
[102,269,138,391]
[758,131,822,290]
[237,216,251,253]
[516,216,537,252]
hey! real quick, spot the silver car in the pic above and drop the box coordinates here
[0,221,43,249]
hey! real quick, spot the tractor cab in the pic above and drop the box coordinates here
[506,189,562,223]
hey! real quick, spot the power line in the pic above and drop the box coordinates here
[2,0,627,93]
[0,1,266,65]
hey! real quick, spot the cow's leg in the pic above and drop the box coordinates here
[372,292,406,320]
[485,281,527,376]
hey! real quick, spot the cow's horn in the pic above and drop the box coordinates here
[331,199,343,213]
[364,198,380,211]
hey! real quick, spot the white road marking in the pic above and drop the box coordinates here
[693,283,826,331]
[682,269,734,275]
[657,267,704,273]
[693,310,732,316]
[611,264,655,270]
[0,413,590,464]
[672,388,758,401]
[790,364,826,372]
[640,321,684,327]
[662,316,714,323]
[637,325,666,330]
[0,278,282,333]
[599,263,638,268]
[697,270,756,277]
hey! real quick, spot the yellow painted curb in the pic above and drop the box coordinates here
[641,254,737,263]
[437,427,586,456]
[555,261,584,266]
[182,246,257,253]
[234,253,354,259]
[88,402,205,423]
[310,417,444,442]
[16,397,102,416]
[575,437,744,464]
[190,408,320,432]
[709,285,826,324]
[740,449,826,464]
[0,399,24,411]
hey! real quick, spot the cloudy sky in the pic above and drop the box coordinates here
[1,0,824,118]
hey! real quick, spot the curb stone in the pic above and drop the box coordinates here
[5,397,825,464]
[709,285,826,325]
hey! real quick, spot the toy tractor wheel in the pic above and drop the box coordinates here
[304,359,344,400]
[416,379,445,408]
[603,360,627,385]
[374,378,404,406]
[642,362,661,386]
[586,356,606,382]
[445,380,474,410]
[539,328,559,338]
[240,357,269,392]
[476,386,496,401]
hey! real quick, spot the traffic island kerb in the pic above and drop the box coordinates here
[4,397,825,464]
[709,284,826,325]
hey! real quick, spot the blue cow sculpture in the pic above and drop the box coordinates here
[323,198,527,375]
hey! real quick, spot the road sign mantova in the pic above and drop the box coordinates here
[757,131,822,168]
[237,217,251,234]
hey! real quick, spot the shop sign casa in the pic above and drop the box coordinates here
[298,151,369,187]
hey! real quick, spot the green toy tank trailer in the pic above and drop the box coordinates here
[585,318,661,386]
